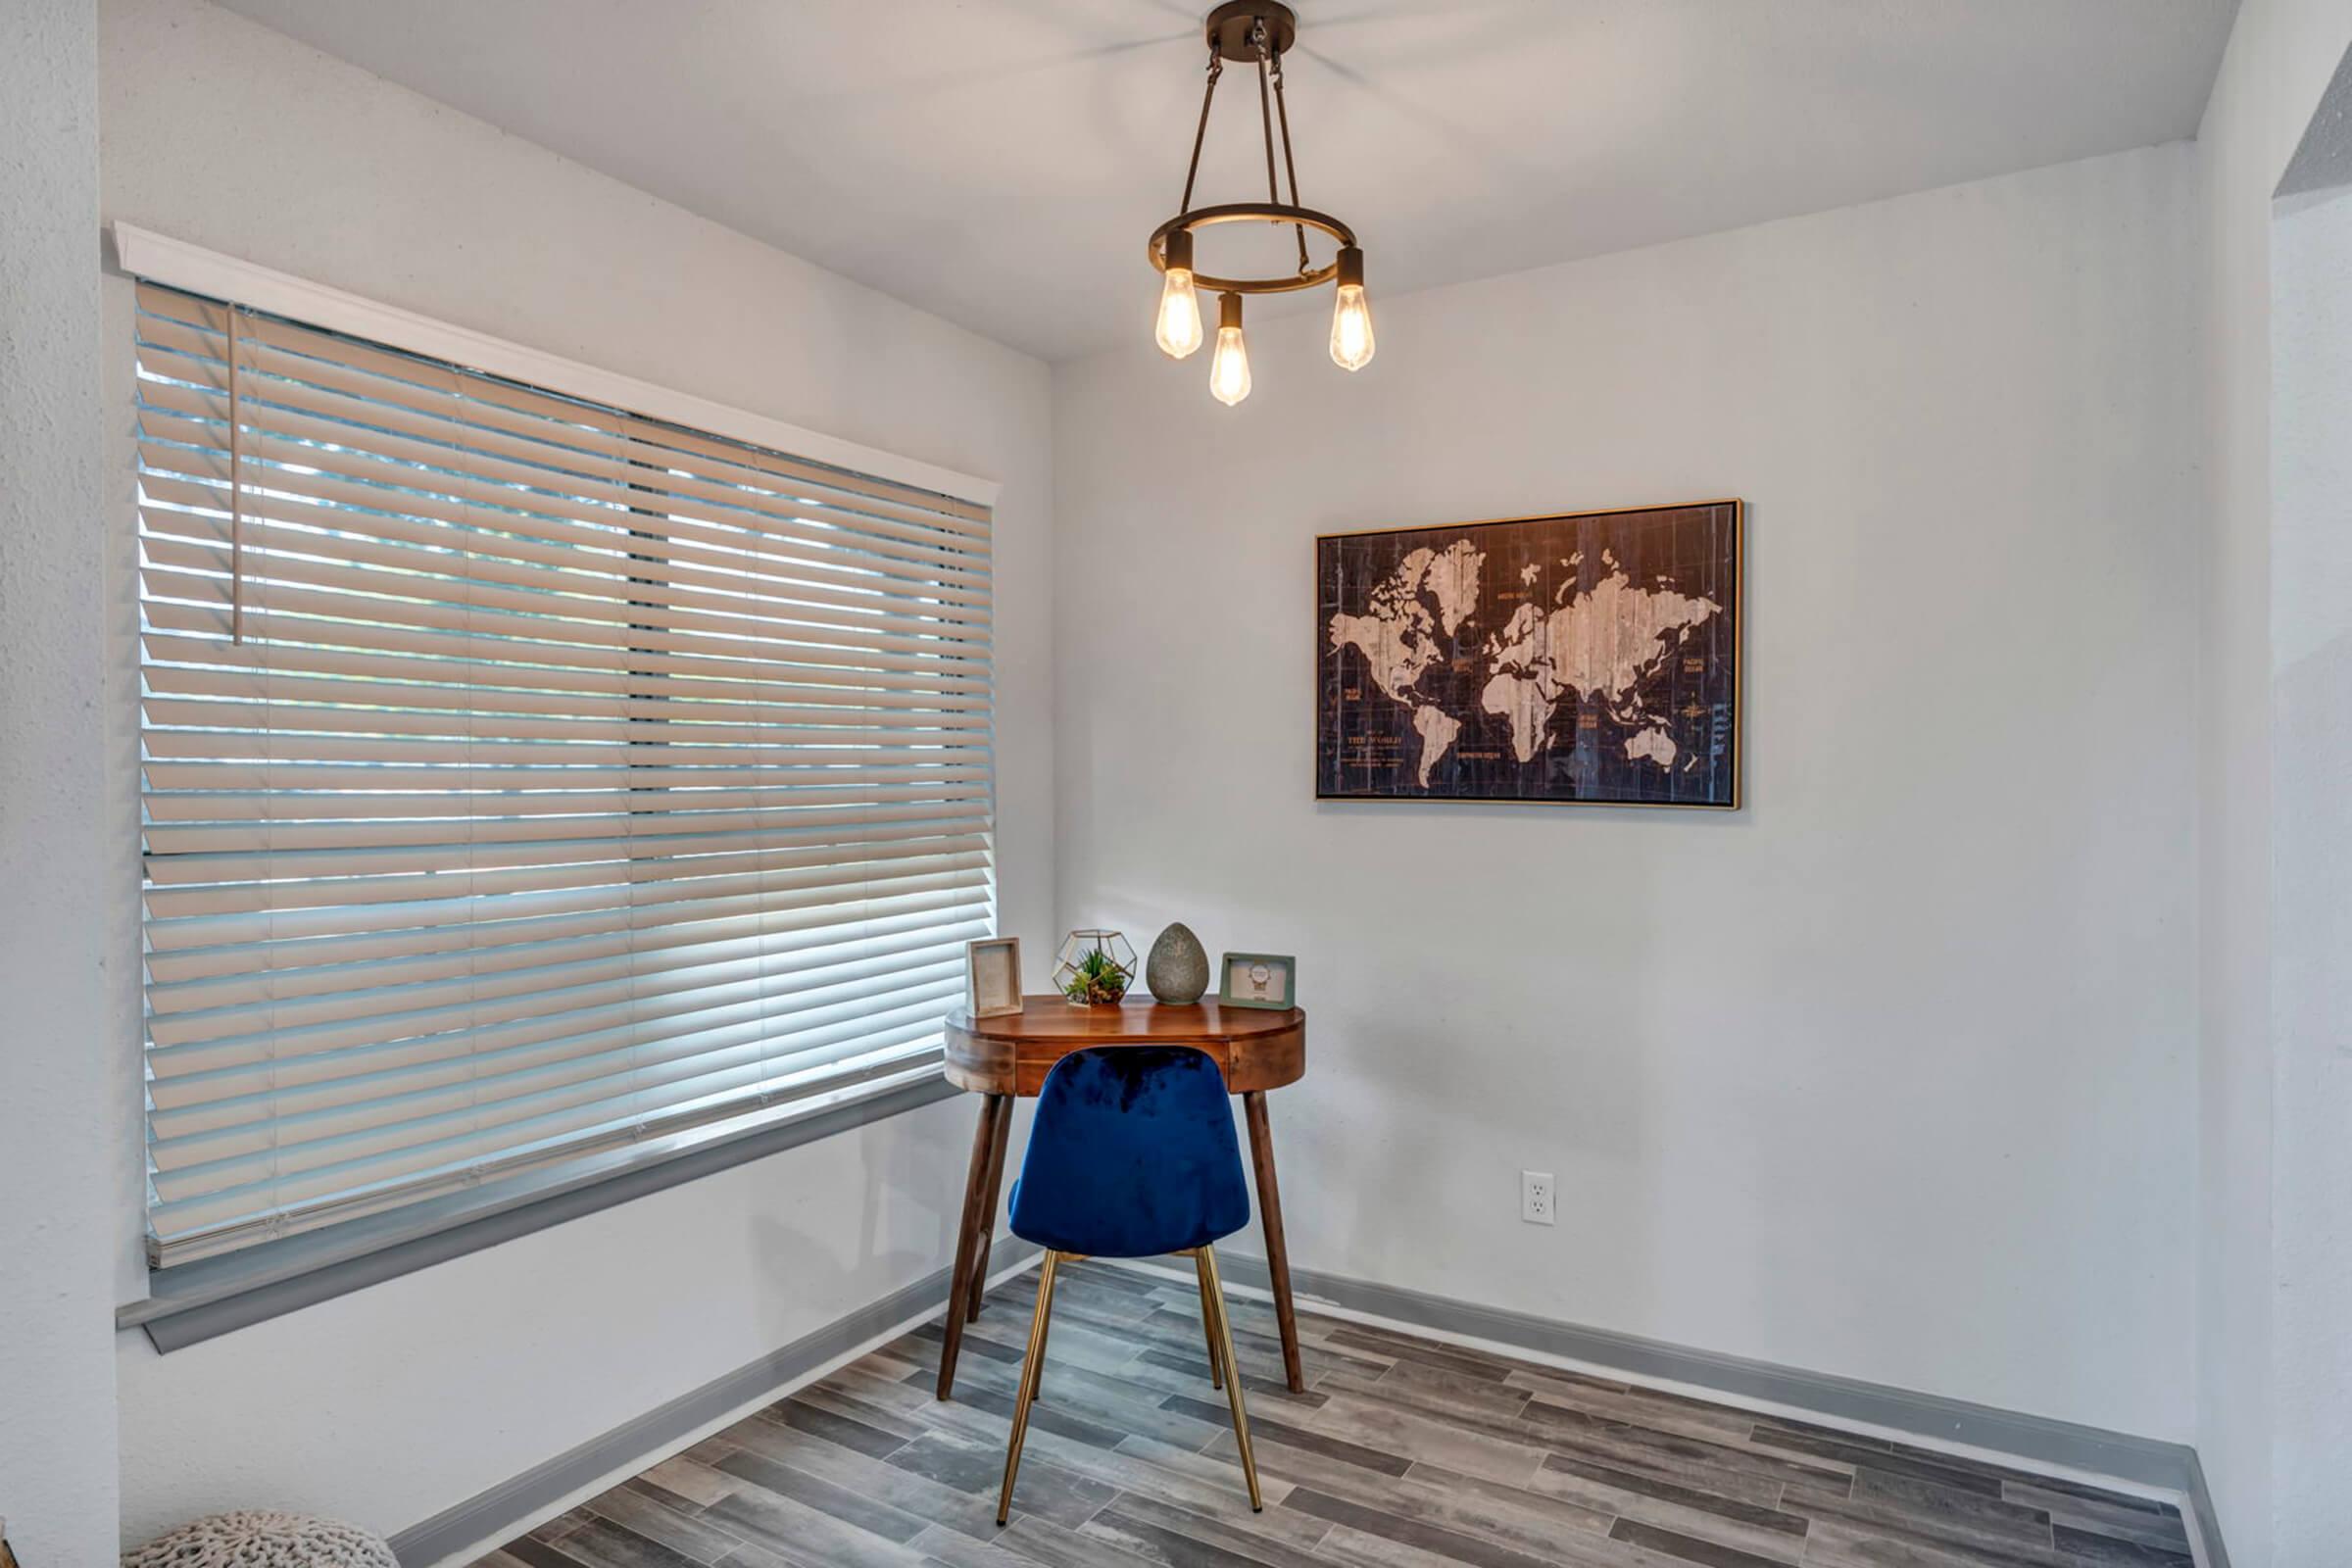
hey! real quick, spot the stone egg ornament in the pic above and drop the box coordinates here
[1146,921,1210,1004]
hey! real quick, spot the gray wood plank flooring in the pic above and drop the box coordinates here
[471,1261,2194,1568]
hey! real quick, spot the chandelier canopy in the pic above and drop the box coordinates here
[1148,2,1373,404]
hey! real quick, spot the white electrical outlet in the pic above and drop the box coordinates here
[1521,1169,1556,1226]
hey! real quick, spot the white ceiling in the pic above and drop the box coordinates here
[217,0,2237,362]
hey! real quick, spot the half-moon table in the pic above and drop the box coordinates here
[936,997,1307,1397]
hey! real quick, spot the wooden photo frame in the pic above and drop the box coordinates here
[1219,952,1297,1010]
[966,936,1024,1018]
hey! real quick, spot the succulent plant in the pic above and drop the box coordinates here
[1059,945,1132,1004]
[1053,928,1137,1005]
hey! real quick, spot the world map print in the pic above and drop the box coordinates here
[1316,503,1740,806]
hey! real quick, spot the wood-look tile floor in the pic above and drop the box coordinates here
[472,1259,2197,1568]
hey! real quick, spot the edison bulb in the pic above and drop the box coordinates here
[1208,292,1250,406]
[1154,228,1203,359]
[1329,245,1375,371]
[1329,283,1375,371]
[1209,324,1251,405]
[1155,269,1203,359]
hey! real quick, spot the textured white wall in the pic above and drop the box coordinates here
[99,0,1053,1550]
[2268,181,2352,1568]
[0,1,125,1561]
[1053,146,2202,1442]
[2191,4,2352,1561]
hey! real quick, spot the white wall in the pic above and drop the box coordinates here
[99,0,1054,1549]
[2268,180,2352,1566]
[2191,3,2352,1560]
[0,2,126,1560]
[1054,146,2202,1442]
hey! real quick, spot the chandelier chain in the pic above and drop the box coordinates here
[1180,48,1224,217]
[1268,42,1308,271]
[1252,21,1281,220]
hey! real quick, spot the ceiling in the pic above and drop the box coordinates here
[217,0,2238,362]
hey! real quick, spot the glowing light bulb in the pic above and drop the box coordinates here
[1329,247,1374,371]
[1208,293,1250,406]
[1153,228,1203,359]
[1329,283,1373,371]
[1209,324,1251,405]
[1156,270,1203,359]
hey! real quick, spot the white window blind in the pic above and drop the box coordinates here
[133,281,994,1266]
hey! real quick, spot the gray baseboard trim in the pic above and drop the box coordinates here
[1203,1252,2228,1566]
[385,1237,1040,1568]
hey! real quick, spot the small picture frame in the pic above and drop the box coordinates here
[1218,952,1297,1010]
[966,936,1024,1018]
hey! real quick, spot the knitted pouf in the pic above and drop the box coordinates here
[122,1511,397,1568]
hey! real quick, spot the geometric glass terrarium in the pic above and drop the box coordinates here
[1053,929,1137,1005]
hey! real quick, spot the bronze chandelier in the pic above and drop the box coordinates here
[1148,2,1373,404]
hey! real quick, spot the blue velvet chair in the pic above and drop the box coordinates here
[996,1045,1262,1525]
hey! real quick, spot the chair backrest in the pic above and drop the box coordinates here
[1007,1046,1252,1258]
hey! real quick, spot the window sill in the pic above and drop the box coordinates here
[119,1066,961,1353]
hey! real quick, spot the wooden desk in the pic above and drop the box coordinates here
[936,997,1307,1398]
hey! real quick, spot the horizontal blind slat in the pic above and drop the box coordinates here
[142,696,985,753]
[141,597,990,696]
[151,930,980,1096]
[151,983,965,1189]
[139,504,994,635]
[141,814,990,890]
[148,887,993,1016]
[137,482,992,612]
[136,462,990,598]
[145,798,991,857]
[147,865,994,973]
[142,781,990,829]
[140,634,990,712]
[147,1044,952,1257]
[154,1009,956,1186]
[209,294,988,526]
[148,1027,952,1242]
[143,832,995,919]
[142,665,987,734]
[143,760,989,794]
[152,1018,952,1216]
[137,402,988,572]
[135,282,987,528]
[137,557,991,665]
[138,577,988,692]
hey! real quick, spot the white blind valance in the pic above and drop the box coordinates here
[133,281,994,1265]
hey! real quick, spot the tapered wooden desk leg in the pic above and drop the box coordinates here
[968,1097,1012,1319]
[938,1094,1005,1399]
[1242,1090,1305,1394]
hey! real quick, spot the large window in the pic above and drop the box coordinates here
[132,281,993,1267]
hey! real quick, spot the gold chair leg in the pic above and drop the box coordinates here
[1032,1280,1053,1404]
[1193,1250,1224,1390]
[997,1250,1059,1525]
[1200,1245,1263,1512]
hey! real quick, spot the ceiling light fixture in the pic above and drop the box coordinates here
[1149,2,1370,404]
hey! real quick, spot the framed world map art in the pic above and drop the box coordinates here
[1316,500,1741,808]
